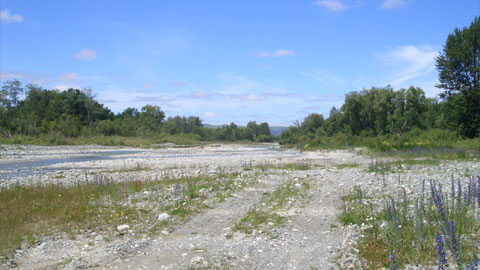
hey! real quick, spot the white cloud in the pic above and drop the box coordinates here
[74,48,98,61]
[257,49,295,58]
[0,9,23,23]
[382,0,407,9]
[314,0,348,12]
[381,45,438,86]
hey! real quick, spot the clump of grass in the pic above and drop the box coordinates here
[336,163,361,169]
[233,179,310,235]
[233,208,285,234]
[367,158,440,174]
[338,176,480,269]
[254,162,312,172]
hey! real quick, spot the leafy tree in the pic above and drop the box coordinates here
[436,17,480,137]
[301,113,324,134]
[139,105,165,132]
[1,79,24,107]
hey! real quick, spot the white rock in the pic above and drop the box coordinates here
[161,230,169,235]
[157,213,170,221]
[117,224,130,232]
[191,256,204,264]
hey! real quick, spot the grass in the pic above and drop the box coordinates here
[253,162,313,172]
[233,179,310,235]
[0,172,252,261]
[336,163,361,169]
[376,147,480,161]
[0,134,204,147]
[367,158,441,174]
[338,177,480,269]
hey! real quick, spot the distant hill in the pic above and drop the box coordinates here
[269,126,288,136]
[203,124,287,137]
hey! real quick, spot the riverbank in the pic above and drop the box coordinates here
[1,144,479,269]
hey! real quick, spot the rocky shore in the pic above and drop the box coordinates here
[0,144,478,269]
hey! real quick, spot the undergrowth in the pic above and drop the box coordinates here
[339,176,480,269]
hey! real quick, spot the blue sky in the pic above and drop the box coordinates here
[0,1,478,126]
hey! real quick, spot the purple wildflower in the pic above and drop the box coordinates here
[389,251,398,270]
[449,221,459,262]
[435,233,448,270]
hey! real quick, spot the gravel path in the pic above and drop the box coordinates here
[2,144,479,270]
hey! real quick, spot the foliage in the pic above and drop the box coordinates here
[0,81,274,144]
[436,17,480,138]
[338,178,480,268]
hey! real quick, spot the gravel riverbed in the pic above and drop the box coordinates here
[0,144,479,270]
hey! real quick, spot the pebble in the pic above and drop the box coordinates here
[157,213,170,221]
[117,224,130,233]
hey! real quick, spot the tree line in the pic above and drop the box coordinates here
[281,17,480,148]
[0,82,273,143]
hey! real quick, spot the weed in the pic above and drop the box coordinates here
[336,163,361,169]
[338,176,480,268]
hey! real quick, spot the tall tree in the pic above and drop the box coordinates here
[1,79,24,107]
[436,17,480,137]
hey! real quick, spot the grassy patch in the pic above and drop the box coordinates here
[367,158,441,174]
[101,162,150,173]
[233,179,310,235]
[336,163,361,169]
[253,162,313,172]
[375,147,480,161]
[0,172,252,260]
[338,179,480,269]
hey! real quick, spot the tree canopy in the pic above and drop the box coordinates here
[436,16,480,138]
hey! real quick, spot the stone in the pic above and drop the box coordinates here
[157,213,170,222]
[190,256,204,264]
[198,188,208,196]
[117,224,130,233]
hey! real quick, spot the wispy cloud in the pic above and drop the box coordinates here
[141,82,157,89]
[257,49,295,57]
[313,0,348,12]
[381,44,438,86]
[0,9,23,23]
[133,95,174,102]
[74,48,98,61]
[202,112,225,118]
[58,72,79,81]
[381,0,407,9]
[300,69,345,87]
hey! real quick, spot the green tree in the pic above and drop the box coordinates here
[301,113,324,134]
[1,79,24,107]
[436,17,480,137]
[139,105,165,132]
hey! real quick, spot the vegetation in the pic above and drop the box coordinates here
[0,84,274,144]
[339,177,480,269]
[280,17,479,151]
[0,173,253,260]
[436,17,480,138]
[233,179,310,235]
